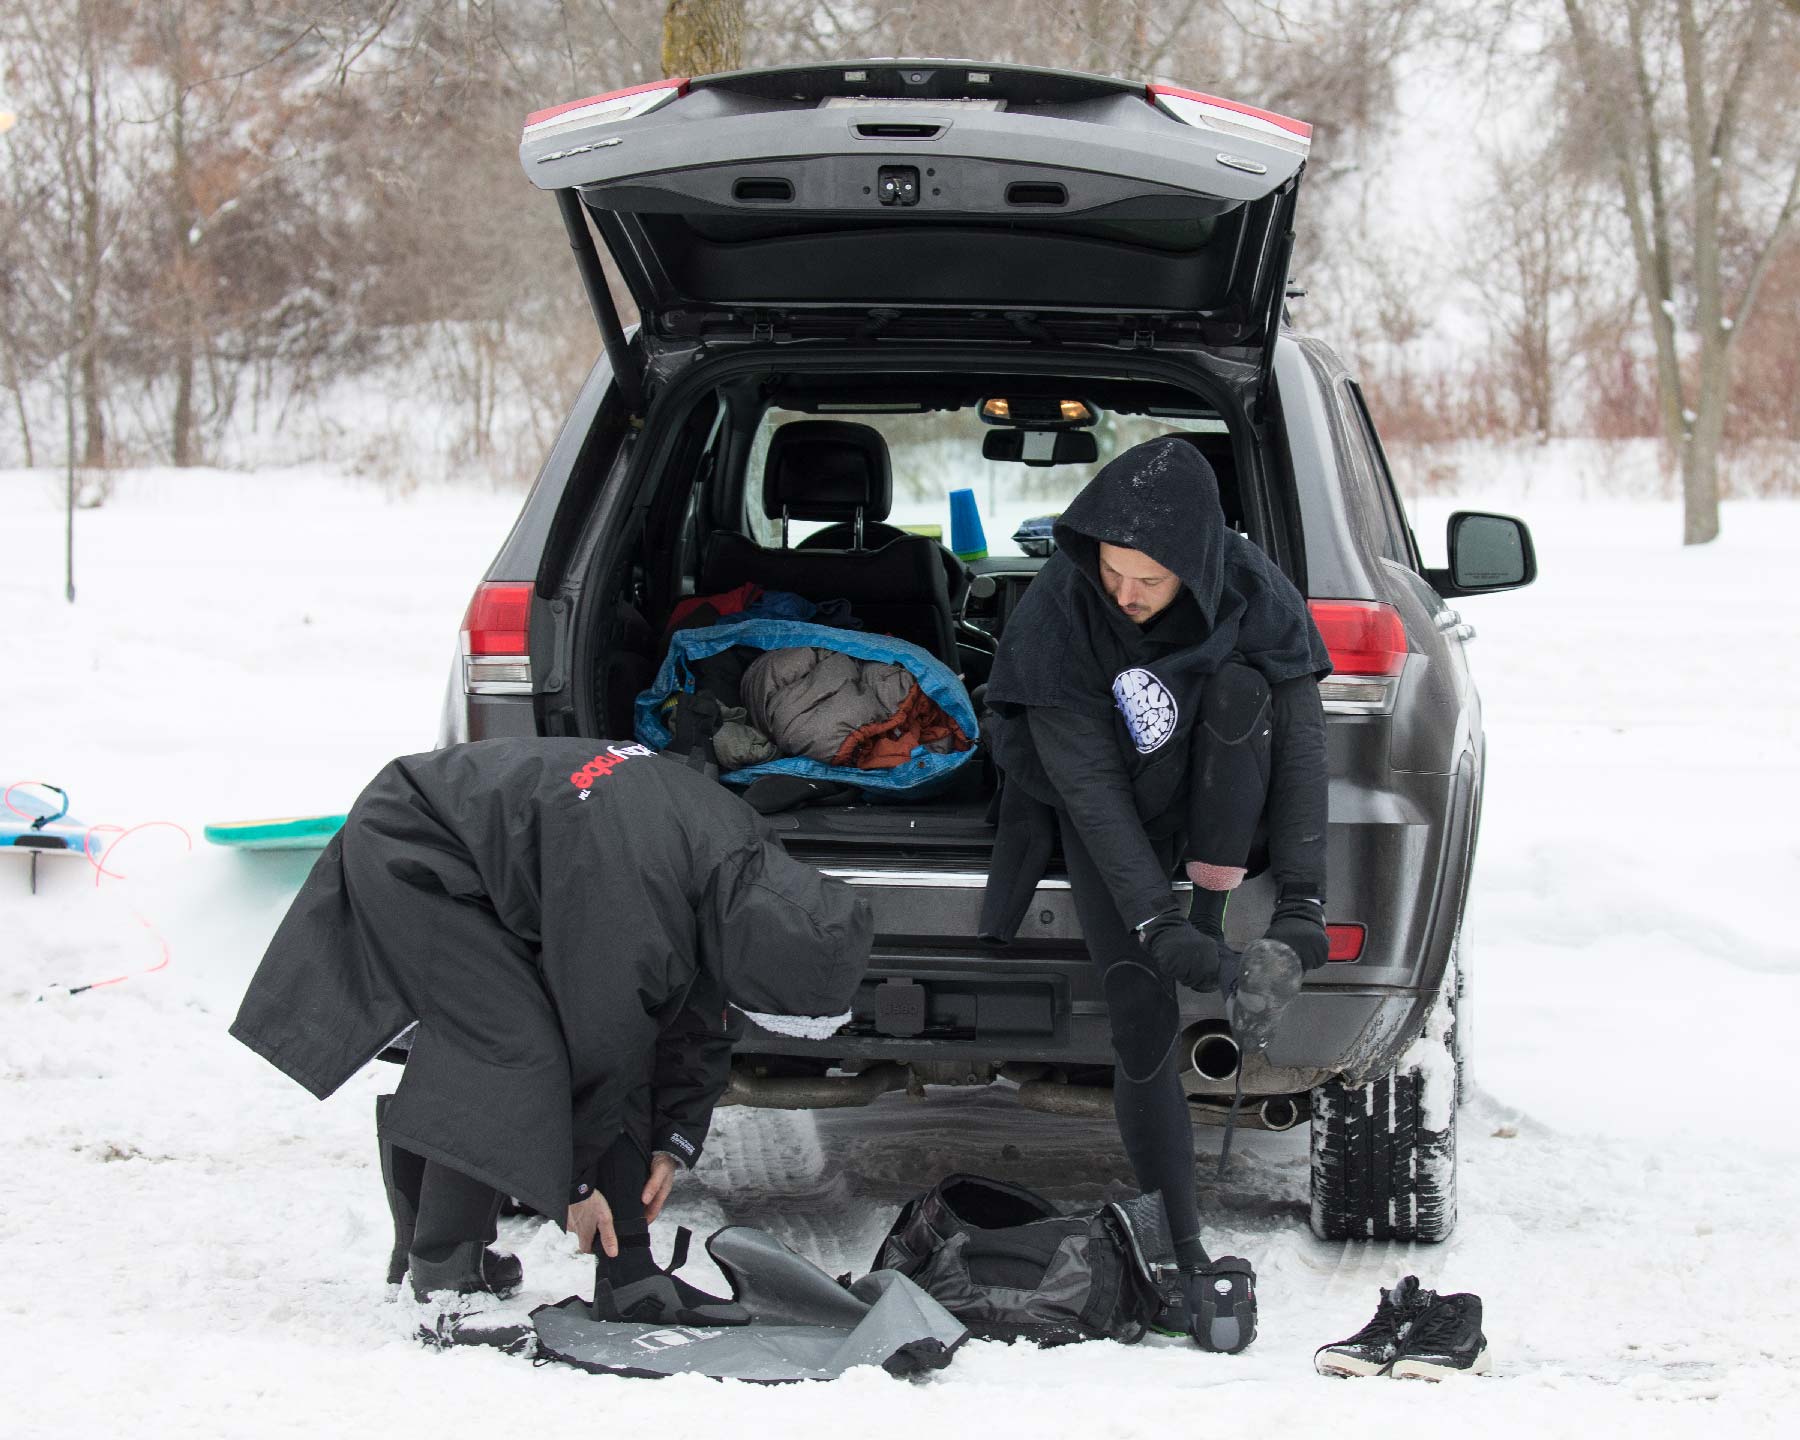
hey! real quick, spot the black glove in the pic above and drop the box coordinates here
[1137,912,1223,991]
[1265,893,1329,973]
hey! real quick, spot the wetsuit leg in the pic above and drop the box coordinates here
[1061,824,1202,1251]
[593,1135,650,1241]
[592,1134,659,1280]
[410,1155,502,1263]
[1184,661,1272,910]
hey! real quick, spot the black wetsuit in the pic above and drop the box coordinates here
[980,438,1331,1260]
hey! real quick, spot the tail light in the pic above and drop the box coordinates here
[1326,924,1365,962]
[1146,84,1312,158]
[523,80,687,141]
[1308,599,1409,714]
[461,582,534,696]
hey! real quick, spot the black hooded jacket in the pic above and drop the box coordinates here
[983,437,1332,931]
[230,739,871,1220]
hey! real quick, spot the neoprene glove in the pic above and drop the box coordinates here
[1264,894,1330,972]
[1137,912,1224,991]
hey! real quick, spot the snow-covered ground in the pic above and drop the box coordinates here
[3,464,1798,1436]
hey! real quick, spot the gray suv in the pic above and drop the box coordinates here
[440,59,1536,1243]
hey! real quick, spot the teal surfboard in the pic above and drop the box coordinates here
[204,814,346,850]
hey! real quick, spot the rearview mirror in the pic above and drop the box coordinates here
[1431,512,1536,596]
[982,429,1098,468]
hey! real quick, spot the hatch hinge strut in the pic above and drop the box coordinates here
[555,188,645,418]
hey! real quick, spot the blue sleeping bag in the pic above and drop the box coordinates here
[636,619,979,796]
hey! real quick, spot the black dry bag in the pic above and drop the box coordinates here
[873,1173,1158,1345]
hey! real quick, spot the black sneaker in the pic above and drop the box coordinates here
[590,1228,750,1327]
[1391,1291,1490,1380]
[1314,1275,1436,1377]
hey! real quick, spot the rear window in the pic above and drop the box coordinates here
[744,407,1233,557]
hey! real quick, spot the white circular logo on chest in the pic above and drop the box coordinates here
[1112,668,1178,753]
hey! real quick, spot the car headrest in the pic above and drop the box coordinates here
[763,420,893,523]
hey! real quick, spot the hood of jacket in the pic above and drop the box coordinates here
[710,839,872,1024]
[984,436,1331,723]
[1052,436,1229,631]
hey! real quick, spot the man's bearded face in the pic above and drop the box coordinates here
[1098,542,1180,623]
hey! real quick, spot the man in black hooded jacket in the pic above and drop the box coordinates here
[231,737,871,1338]
[979,437,1331,1350]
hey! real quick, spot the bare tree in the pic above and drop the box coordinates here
[1460,136,1604,442]
[1557,0,1800,543]
[2,1,130,469]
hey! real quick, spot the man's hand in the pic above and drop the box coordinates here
[642,1153,680,1224]
[567,1190,618,1257]
[1265,895,1329,973]
[1137,912,1223,991]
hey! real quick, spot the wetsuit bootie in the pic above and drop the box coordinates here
[408,1240,524,1302]
[590,1229,750,1326]
[1182,1255,1258,1353]
[379,1101,522,1293]
[1225,938,1304,1052]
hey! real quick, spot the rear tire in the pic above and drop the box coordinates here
[1308,987,1458,1243]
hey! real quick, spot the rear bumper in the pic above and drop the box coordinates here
[741,945,1435,1097]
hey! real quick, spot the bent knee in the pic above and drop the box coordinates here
[1200,663,1270,745]
[1103,961,1178,1082]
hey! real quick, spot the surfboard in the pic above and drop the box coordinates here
[2,784,106,892]
[203,814,346,851]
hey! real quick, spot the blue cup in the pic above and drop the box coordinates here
[948,488,988,561]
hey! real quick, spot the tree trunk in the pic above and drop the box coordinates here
[167,12,196,468]
[4,342,34,468]
[661,0,744,78]
[79,3,105,470]
[172,336,195,467]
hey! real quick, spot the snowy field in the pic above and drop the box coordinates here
[3,463,1798,1436]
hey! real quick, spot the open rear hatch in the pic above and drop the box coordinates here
[522,59,1306,383]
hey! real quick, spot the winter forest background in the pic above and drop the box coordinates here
[2,0,1798,543]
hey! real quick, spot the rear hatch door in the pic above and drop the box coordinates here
[521,60,1306,367]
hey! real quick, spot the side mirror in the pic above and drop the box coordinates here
[1427,512,1537,596]
[982,429,1098,468]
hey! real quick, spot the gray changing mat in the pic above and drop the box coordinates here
[532,1226,969,1381]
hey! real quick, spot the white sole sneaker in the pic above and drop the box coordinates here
[1390,1343,1491,1380]
[1314,1349,1397,1378]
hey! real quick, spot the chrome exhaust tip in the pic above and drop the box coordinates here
[1258,1095,1301,1131]
[1190,1029,1241,1082]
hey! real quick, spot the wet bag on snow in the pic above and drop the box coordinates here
[635,619,978,797]
[874,1174,1162,1345]
[532,1226,968,1381]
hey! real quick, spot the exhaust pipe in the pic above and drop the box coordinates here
[720,1061,907,1109]
[1190,1029,1241,1082]
[1258,1095,1301,1131]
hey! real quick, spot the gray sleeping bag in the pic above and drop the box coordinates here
[532,1226,968,1381]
